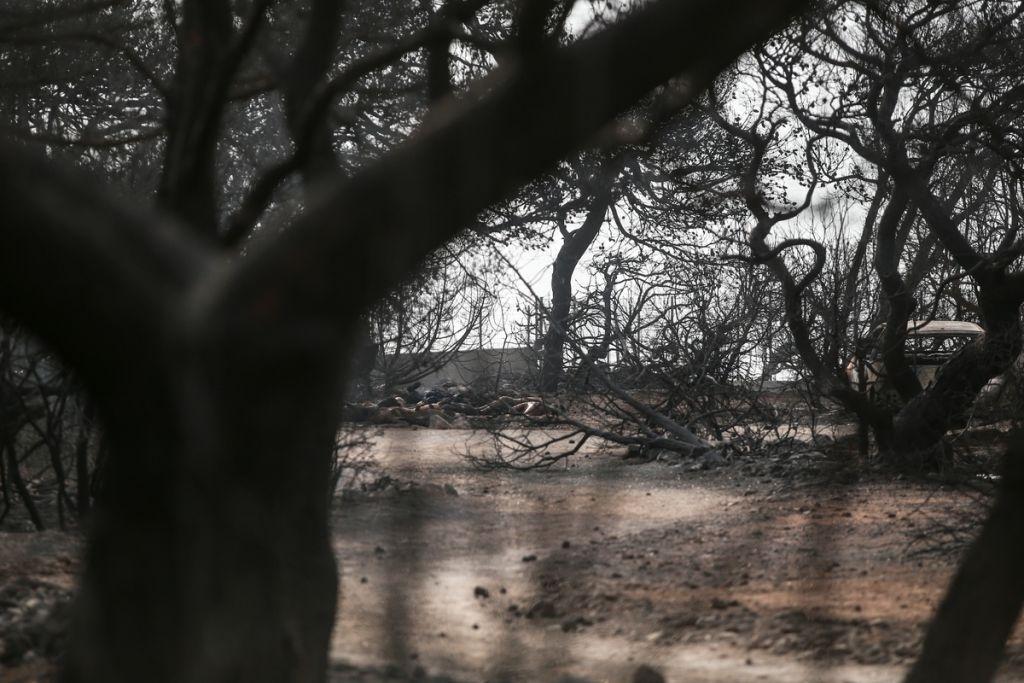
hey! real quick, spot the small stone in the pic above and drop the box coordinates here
[700,450,727,469]
[633,665,666,683]
[473,586,490,599]
[522,554,538,562]
[711,597,739,610]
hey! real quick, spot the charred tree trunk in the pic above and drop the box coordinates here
[905,437,1024,683]
[540,191,611,392]
[64,332,347,683]
[74,401,95,518]
[157,1,235,234]
[893,288,1022,459]
[3,442,44,530]
[873,189,923,402]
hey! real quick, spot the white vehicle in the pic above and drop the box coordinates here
[846,320,986,395]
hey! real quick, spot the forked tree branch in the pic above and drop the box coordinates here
[217,0,807,333]
[0,0,807,394]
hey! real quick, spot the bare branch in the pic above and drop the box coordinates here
[221,0,807,330]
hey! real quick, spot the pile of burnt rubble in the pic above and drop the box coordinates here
[343,382,554,429]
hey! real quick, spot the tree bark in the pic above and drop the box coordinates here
[873,188,923,402]
[64,334,346,683]
[73,408,91,517]
[905,436,1024,683]
[893,288,1023,458]
[158,0,235,234]
[540,190,611,392]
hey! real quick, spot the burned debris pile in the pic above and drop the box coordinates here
[343,382,555,429]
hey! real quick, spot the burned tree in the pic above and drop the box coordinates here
[0,0,806,681]
[538,167,615,392]
[758,0,1024,461]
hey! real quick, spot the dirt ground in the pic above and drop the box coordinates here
[2,425,1023,682]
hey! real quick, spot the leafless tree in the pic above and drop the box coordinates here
[758,0,1024,462]
[369,249,492,394]
[0,0,805,681]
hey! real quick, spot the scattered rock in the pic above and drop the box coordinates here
[443,483,459,496]
[560,616,594,632]
[692,449,727,470]
[711,597,740,610]
[632,665,666,683]
[624,444,646,460]
[654,449,683,465]
[0,579,72,667]
[473,586,490,599]
[521,554,537,562]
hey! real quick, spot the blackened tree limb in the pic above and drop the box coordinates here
[890,158,986,276]
[514,0,558,54]
[158,0,272,236]
[281,0,346,187]
[0,0,126,34]
[0,30,169,97]
[220,0,808,333]
[223,0,491,244]
[717,99,893,437]
[539,184,613,392]
[905,436,1024,683]
[0,146,208,394]
[872,187,923,401]
[0,0,807,396]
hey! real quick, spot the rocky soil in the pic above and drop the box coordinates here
[2,426,1023,682]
